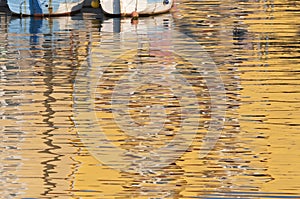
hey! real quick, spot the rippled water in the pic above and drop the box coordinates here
[1,1,300,198]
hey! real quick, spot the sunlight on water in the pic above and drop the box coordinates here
[0,0,300,198]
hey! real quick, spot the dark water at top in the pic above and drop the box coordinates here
[0,1,300,198]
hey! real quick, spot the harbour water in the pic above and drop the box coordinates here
[0,1,300,198]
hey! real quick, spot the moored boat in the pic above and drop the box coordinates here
[100,0,173,16]
[7,0,84,16]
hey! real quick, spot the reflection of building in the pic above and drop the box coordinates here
[173,0,300,197]
[241,0,300,193]
[172,0,268,196]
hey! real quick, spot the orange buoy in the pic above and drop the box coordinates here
[131,11,139,19]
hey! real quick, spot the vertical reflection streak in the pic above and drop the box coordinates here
[39,42,62,197]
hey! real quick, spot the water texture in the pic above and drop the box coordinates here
[0,0,299,198]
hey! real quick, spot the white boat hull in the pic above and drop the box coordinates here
[7,0,84,16]
[100,0,173,16]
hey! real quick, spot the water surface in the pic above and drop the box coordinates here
[0,1,300,198]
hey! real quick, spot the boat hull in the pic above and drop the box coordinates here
[100,0,173,16]
[7,0,84,16]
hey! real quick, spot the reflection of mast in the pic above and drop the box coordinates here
[40,49,62,196]
[5,16,83,197]
[37,16,82,197]
[20,16,63,196]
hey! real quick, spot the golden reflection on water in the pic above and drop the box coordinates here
[0,0,300,198]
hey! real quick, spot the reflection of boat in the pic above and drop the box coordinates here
[3,15,87,197]
[73,14,187,197]
[100,13,171,32]
[73,13,225,176]
[9,15,84,34]
[8,15,85,56]
[7,0,84,16]
[100,0,173,16]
